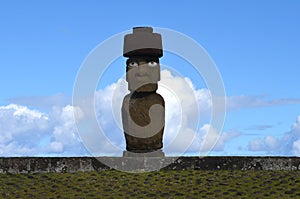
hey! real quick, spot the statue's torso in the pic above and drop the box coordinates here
[122,92,165,152]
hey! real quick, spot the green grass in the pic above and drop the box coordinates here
[0,170,299,198]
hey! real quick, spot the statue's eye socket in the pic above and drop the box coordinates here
[128,61,138,67]
[148,61,158,67]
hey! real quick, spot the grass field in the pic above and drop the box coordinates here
[0,170,299,198]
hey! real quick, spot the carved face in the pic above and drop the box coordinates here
[126,56,160,92]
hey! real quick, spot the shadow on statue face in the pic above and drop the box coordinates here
[126,56,160,92]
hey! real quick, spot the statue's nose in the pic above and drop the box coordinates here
[137,62,148,76]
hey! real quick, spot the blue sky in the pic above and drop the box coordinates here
[1,1,300,156]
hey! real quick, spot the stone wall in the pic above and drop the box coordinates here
[0,156,299,174]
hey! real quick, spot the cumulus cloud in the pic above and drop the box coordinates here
[293,140,300,156]
[248,136,282,154]
[264,135,279,150]
[92,69,203,155]
[0,104,49,155]
[49,105,87,155]
[7,67,300,157]
[0,69,231,156]
[94,78,128,152]
[90,71,300,156]
[248,136,279,152]
[248,116,300,156]
[0,104,88,156]
[92,69,232,156]
[248,138,265,151]
[199,125,240,152]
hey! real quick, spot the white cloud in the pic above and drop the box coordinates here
[291,116,300,156]
[89,72,300,156]
[248,116,300,156]
[200,124,220,151]
[248,138,264,151]
[200,124,240,152]
[12,65,300,157]
[292,116,300,135]
[91,69,228,156]
[0,104,49,147]
[94,78,128,150]
[293,139,300,156]
[50,105,86,154]
[47,141,64,153]
[265,135,278,150]
[0,69,235,156]
[248,136,281,153]
[0,104,88,156]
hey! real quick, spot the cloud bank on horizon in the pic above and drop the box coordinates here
[1,69,300,157]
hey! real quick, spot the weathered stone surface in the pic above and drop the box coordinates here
[125,57,160,92]
[122,92,165,152]
[0,157,94,174]
[122,27,165,153]
[123,27,163,58]
[0,156,299,174]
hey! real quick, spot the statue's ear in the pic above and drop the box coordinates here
[157,64,161,81]
[126,66,130,82]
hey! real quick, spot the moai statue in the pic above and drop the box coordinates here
[122,27,165,153]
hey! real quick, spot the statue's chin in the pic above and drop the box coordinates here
[129,83,158,92]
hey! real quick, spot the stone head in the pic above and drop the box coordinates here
[123,27,163,92]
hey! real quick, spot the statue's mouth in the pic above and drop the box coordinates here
[135,74,149,81]
[135,72,148,77]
